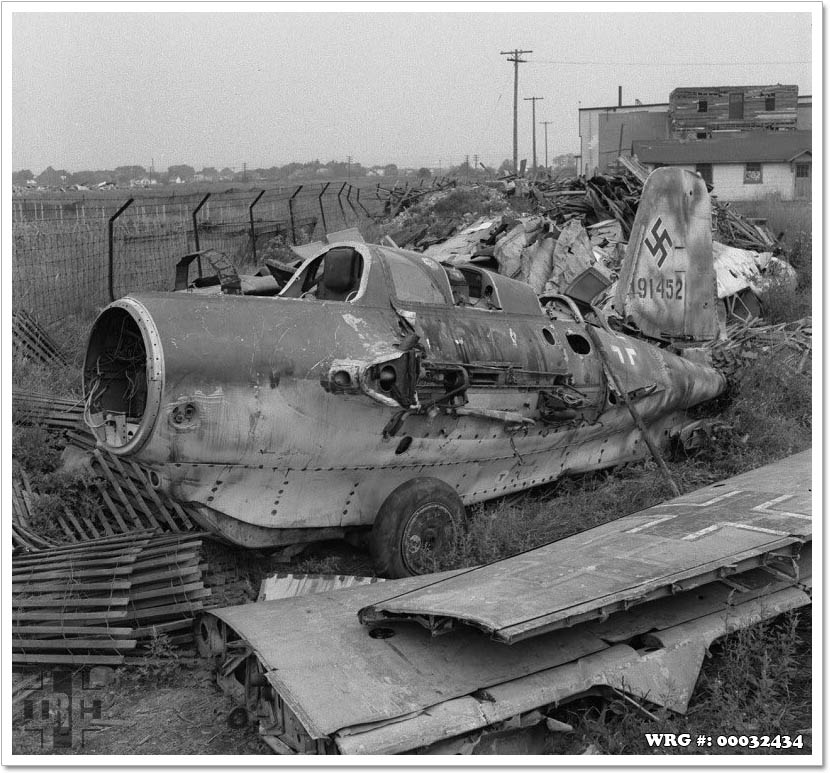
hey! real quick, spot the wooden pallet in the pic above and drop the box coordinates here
[12,309,69,366]
[12,390,85,432]
[12,532,211,666]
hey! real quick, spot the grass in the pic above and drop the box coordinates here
[11,185,813,756]
[728,195,812,318]
[548,610,811,755]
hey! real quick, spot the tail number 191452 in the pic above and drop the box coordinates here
[636,275,684,301]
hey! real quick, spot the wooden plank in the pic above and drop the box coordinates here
[12,654,125,665]
[12,480,30,527]
[132,619,195,637]
[129,553,201,573]
[14,597,130,608]
[12,541,144,565]
[170,500,196,530]
[56,514,81,541]
[121,566,203,586]
[91,478,131,533]
[13,580,133,593]
[14,610,129,621]
[62,507,92,540]
[13,553,141,574]
[138,535,204,553]
[130,585,211,607]
[12,524,56,550]
[13,639,137,651]
[93,449,143,528]
[13,625,134,636]
[13,566,136,582]
[106,453,164,530]
[11,531,152,557]
[82,512,108,538]
[128,601,206,621]
[123,460,181,531]
[130,582,206,602]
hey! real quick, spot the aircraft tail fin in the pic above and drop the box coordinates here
[614,167,719,342]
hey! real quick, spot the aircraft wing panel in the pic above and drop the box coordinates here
[210,570,608,739]
[206,550,810,753]
[358,451,811,643]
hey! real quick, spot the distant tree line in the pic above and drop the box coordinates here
[13,152,578,189]
[13,159,430,189]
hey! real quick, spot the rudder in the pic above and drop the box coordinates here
[614,167,719,342]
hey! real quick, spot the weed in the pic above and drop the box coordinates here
[23,468,105,542]
[294,553,346,575]
[120,631,182,686]
[430,188,497,220]
[557,611,810,755]
[12,424,63,476]
[759,276,812,324]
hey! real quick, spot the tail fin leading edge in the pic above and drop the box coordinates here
[615,167,719,342]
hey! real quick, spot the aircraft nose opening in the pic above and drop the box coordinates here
[83,300,164,454]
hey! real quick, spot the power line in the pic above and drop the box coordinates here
[529,59,810,66]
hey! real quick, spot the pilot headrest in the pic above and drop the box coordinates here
[323,247,360,292]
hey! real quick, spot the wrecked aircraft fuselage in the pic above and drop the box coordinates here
[84,169,727,576]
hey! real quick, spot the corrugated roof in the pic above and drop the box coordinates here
[633,131,811,165]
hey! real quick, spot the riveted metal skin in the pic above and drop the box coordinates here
[84,176,727,549]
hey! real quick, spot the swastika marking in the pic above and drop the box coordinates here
[644,217,673,267]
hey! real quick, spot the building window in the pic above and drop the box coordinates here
[729,92,744,120]
[744,163,763,184]
[696,164,713,187]
[697,100,708,113]
[765,94,776,111]
[795,163,810,178]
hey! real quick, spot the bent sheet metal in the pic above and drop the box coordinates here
[359,450,811,642]
[205,451,811,754]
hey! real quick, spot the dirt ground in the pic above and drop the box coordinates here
[13,660,268,756]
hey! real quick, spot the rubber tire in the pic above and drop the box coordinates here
[370,477,465,578]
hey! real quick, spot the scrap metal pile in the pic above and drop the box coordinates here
[709,316,813,377]
[384,159,796,322]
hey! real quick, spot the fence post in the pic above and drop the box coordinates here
[192,193,211,277]
[317,182,330,236]
[108,198,134,302]
[336,182,348,224]
[248,190,266,262]
[288,185,303,244]
[354,186,371,217]
[345,184,359,218]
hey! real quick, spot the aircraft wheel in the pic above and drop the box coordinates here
[370,478,465,578]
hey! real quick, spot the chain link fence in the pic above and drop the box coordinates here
[13,183,389,324]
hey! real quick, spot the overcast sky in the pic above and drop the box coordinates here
[10,5,814,174]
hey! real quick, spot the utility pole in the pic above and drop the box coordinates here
[347,155,353,180]
[524,96,543,173]
[500,49,532,174]
[473,154,479,179]
[540,121,553,170]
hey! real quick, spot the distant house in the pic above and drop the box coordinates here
[669,85,799,138]
[579,86,812,177]
[633,131,811,201]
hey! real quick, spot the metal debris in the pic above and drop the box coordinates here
[708,316,812,376]
[202,451,811,754]
[258,573,385,602]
